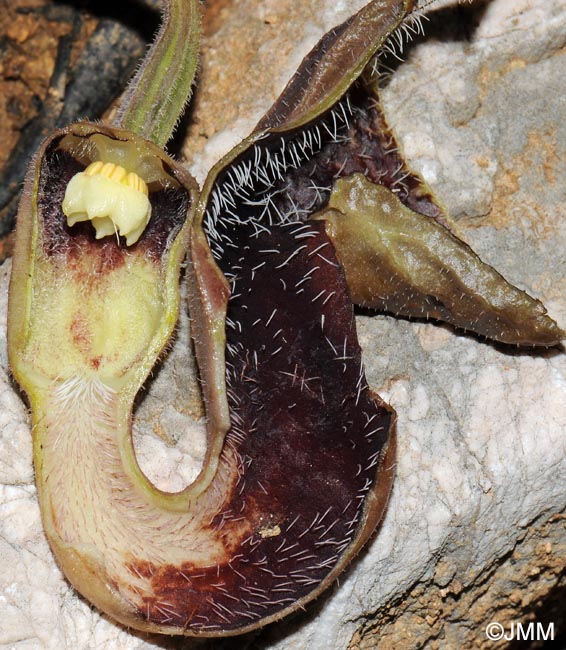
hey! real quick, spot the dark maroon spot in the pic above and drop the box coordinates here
[127,559,158,580]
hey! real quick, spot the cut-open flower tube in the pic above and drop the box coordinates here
[8,121,199,630]
[7,0,564,640]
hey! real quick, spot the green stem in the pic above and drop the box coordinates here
[115,0,201,147]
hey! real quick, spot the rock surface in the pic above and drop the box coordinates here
[0,0,565,649]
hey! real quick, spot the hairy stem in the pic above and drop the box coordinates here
[115,0,200,146]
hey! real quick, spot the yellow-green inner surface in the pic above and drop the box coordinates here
[22,254,163,391]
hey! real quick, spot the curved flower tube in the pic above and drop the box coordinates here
[8,121,198,629]
[7,0,406,637]
[7,0,563,640]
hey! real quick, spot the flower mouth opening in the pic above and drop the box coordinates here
[37,125,191,263]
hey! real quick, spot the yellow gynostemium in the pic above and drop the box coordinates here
[63,161,151,245]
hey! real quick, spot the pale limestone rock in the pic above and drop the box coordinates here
[0,1,565,649]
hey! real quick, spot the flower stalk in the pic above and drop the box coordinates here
[115,0,201,147]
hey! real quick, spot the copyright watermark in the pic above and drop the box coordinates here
[485,621,554,642]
